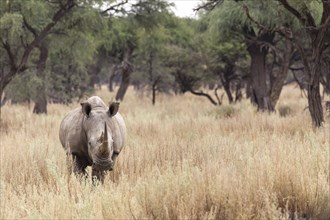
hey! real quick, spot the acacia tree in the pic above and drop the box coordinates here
[0,0,75,112]
[242,6,295,109]
[197,0,330,126]
[105,0,173,101]
[133,1,175,105]
[166,19,221,106]
[203,1,275,111]
[135,27,172,105]
[203,19,248,104]
[277,0,330,127]
[198,0,298,111]
[46,6,106,104]
[100,14,137,101]
[0,0,119,113]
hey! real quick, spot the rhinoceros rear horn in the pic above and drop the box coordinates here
[108,102,119,117]
[81,102,92,117]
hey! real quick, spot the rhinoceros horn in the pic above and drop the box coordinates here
[100,122,109,155]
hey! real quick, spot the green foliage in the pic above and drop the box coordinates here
[102,16,137,60]
[5,69,49,102]
[1,0,107,104]
[205,0,298,40]
[5,72,34,103]
[135,24,171,86]
[2,0,325,109]
[0,12,23,43]
[129,0,178,97]
[287,0,323,24]
[131,0,174,30]
[47,51,92,104]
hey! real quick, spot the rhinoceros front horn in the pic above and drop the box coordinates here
[101,122,109,155]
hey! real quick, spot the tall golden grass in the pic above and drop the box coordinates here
[0,85,329,219]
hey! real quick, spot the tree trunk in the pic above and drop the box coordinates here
[115,48,133,101]
[0,95,7,107]
[115,66,131,101]
[245,76,254,101]
[244,27,274,111]
[270,39,293,109]
[307,35,326,127]
[308,78,323,127]
[249,48,273,111]
[223,82,233,104]
[276,0,329,127]
[219,64,234,104]
[33,93,48,114]
[152,84,156,105]
[148,49,157,105]
[87,63,101,89]
[0,0,75,117]
[33,43,48,114]
[234,79,243,102]
[108,64,120,92]
[0,68,6,114]
[321,64,330,96]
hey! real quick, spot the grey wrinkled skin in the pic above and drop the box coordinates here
[59,96,126,183]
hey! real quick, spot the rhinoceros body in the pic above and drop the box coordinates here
[59,96,126,182]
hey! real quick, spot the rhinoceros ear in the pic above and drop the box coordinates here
[81,102,92,117]
[108,102,119,117]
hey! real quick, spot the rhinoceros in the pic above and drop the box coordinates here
[59,96,126,183]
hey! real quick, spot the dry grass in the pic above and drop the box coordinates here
[0,85,329,219]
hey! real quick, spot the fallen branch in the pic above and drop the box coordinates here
[189,89,218,105]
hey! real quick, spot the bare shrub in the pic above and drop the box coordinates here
[278,105,294,117]
[212,105,240,119]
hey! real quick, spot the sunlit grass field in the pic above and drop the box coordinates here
[1,85,329,219]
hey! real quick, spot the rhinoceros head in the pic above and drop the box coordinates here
[80,101,120,171]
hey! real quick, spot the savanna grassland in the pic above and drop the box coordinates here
[0,85,329,219]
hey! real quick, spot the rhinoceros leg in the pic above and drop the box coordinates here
[91,167,105,184]
[70,153,88,178]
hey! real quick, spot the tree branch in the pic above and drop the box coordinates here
[277,0,316,28]
[214,86,223,105]
[294,42,311,79]
[20,35,28,48]
[277,0,307,24]
[194,0,223,12]
[243,4,293,40]
[23,17,37,37]
[320,0,330,27]
[17,0,75,72]
[102,0,128,15]
[289,66,304,71]
[1,40,17,71]
[189,89,218,105]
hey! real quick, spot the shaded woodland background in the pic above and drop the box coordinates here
[0,0,330,125]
